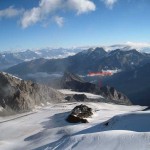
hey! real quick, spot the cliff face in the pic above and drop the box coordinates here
[61,72,132,105]
[0,72,64,113]
[61,71,100,93]
[100,86,131,105]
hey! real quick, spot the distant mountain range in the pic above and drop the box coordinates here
[0,48,82,70]
[3,47,150,106]
[1,44,150,70]
[6,47,150,76]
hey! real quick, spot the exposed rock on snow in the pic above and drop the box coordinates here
[59,89,103,99]
[65,94,88,102]
[0,102,147,150]
[66,104,93,123]
[73,94,88,101]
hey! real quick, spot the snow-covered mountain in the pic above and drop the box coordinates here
[0,102,149,150]
[1,44,150,70]
[0,48,83,70]
[6,47,150,76]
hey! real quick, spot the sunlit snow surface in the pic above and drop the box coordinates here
[58,89,104,99]
[0,102,150,150]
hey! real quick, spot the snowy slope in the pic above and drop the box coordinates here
[0,102,149,150]
[58,89,104,99]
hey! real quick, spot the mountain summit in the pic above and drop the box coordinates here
[6,48,150,76]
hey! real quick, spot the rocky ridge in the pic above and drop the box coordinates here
[0,72,64,115]
[61,72,132,105]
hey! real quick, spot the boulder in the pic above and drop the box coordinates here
[66,104,93,123]
[65,94,88,102]
[73,94,88,101]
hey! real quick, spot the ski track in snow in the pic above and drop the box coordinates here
[0,102,150,150]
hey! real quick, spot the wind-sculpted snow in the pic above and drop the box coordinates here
[0,102,149,150]
[103,112,150,132]
[48,131,150,150]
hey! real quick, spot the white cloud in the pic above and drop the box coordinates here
[39,0,62,14]
[20,0,96,28]
[67,0,96,15]
[126,41,150,49]
[0,6,23,18]
[102,0,118,9]
[21,8,41,28]
[21,0,61,28]
[54,16,64,27]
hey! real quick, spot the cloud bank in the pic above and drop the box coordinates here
[0,0,120,28]
[0,6,24,18]
[126,41,150,49]
[21,0,96,28]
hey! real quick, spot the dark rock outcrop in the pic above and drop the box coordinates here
[61,72,102,94]
[73,94,88,101]
[65,94,88,102]
[66,104,93,123]
[66,115,88,123]
[100,86,131,105]
[62,72,132,105]
[0,72,64,114]
[103,63,150,106]
[142,107,150,111]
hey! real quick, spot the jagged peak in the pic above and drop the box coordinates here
[62,71,85,83]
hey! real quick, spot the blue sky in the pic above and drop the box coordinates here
[1,0,150,51]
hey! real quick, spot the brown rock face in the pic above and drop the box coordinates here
[0,72,64,113]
